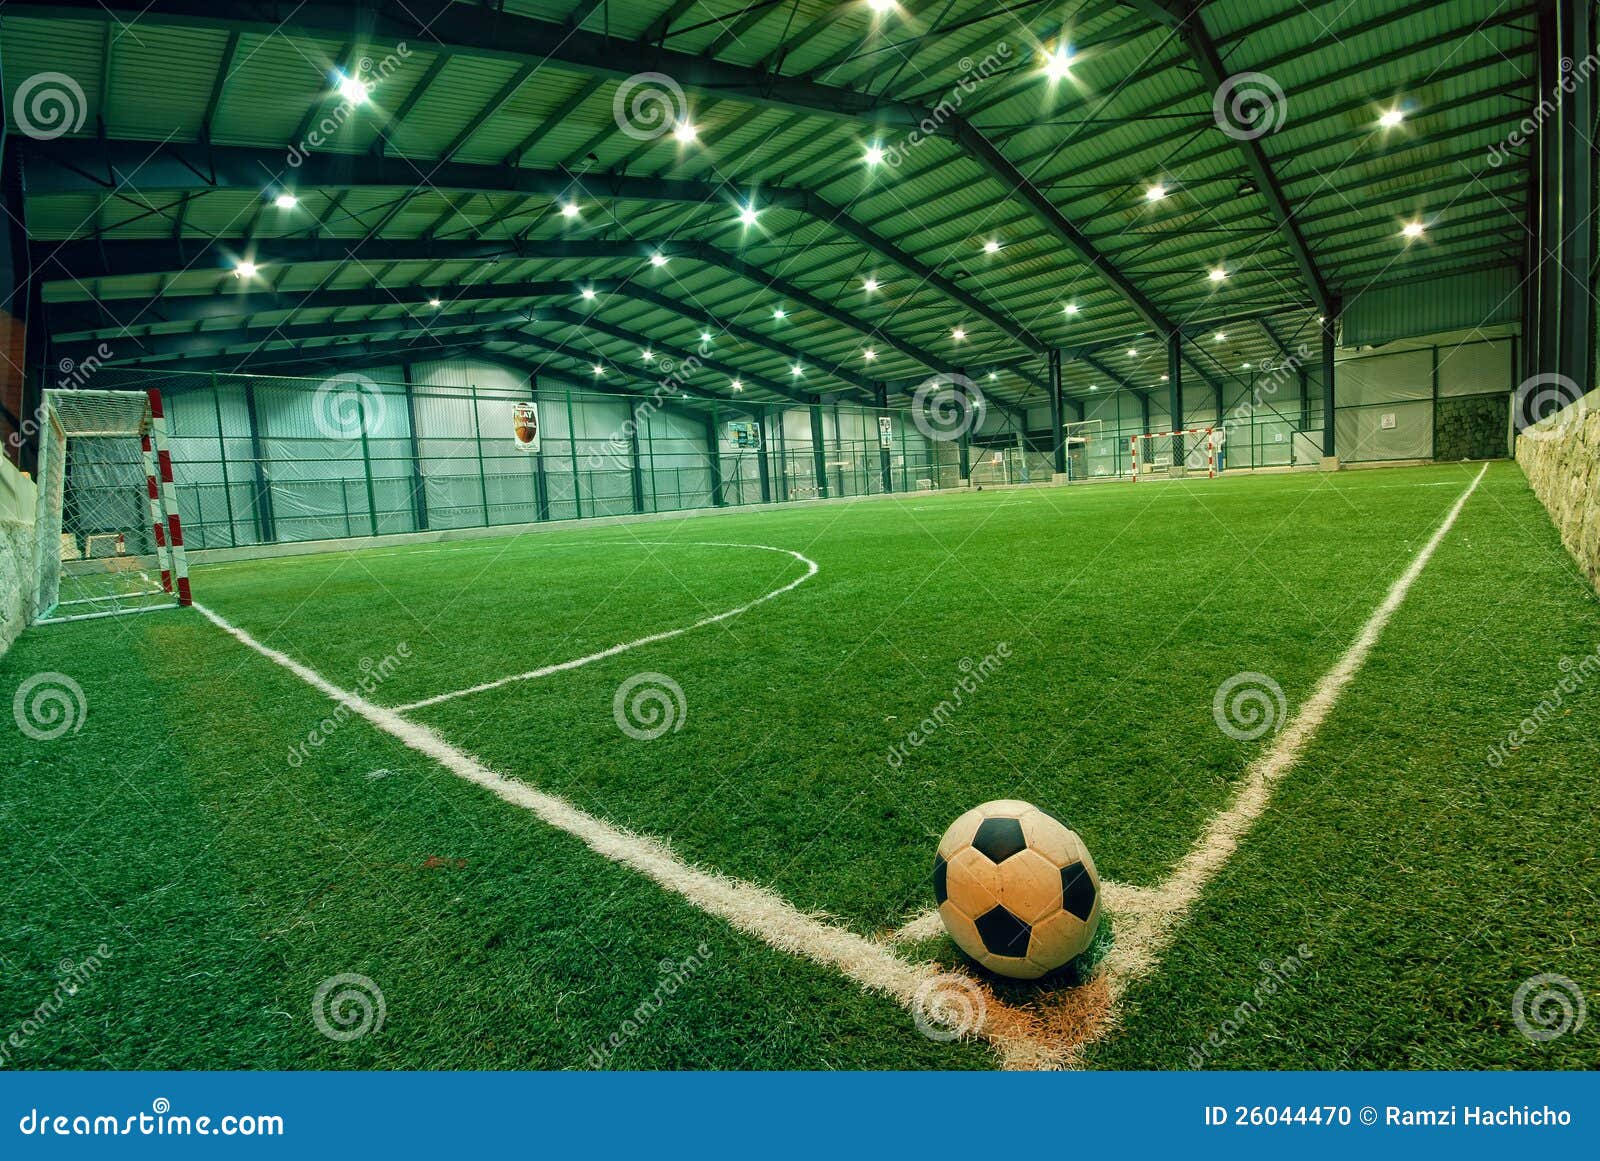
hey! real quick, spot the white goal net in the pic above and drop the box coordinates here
[32,389,192,624]
[1130,427,1222,481]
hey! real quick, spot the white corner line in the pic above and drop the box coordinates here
[193,599,968,1042]
[390,542,819,713]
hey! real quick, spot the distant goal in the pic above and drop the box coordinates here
[32,389,192,624]
[1130,427,1223,481]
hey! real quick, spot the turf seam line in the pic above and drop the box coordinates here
[389,543,819,713]
[193,600,1058,1066]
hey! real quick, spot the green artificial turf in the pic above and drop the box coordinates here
[2,461,1595,1069]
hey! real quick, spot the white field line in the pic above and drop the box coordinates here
[194,602,962,1022]
[391,542,819,713]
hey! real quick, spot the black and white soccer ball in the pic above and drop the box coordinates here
[933,799,1101,979]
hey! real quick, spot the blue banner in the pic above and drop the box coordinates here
[1,1071,1595,1157]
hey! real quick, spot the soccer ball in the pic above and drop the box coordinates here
[933,799,1101,979]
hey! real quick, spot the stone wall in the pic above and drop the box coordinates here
[1516,386,1600,593]
[0,458,38,656]
[1435,394,1510,461]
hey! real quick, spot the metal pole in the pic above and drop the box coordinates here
[874,383,894,494]
[705,402,724,506]
[1167,333,1184,464]
[629,398,646,513]
[468,383,490,525]
[809,403,828,499]
[209,374,238,547]
[240,377,275,543]
[563,385,582,519]
[756,404,772,503]
[1321,304,1339,460]
[1049,350,1065,476]
[401,363,429,532]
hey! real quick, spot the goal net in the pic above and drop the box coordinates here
[32,389,192,624]
[1063,419,1100,480]
[1130,427,1222,481]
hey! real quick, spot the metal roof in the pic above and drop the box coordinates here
[4,0,1535,413]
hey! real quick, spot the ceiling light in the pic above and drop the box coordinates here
[673,120,697,143]
[791,364,804,377]
[730,378,744,391]
[1064,302,1079,315]
[987,371,998,382]
[952,328,966,341]
[580,287,596,300]
[650,252,668,267]
[1161,373,1169,381]
[700,331,714,343]
[868,0,894,12]
[1127,348,1138,357]
[739,204,759,227]
[233,260,258,279]
[336,73,369,105]
[1089,384,1098,391]
[865,143,885,166]
[1402,220,1425,238]
[428,297,442,308]
[773,308,786,320]
[863,349,877,361]
[273,192,298,209]
[642,348,655,362]
[863,278,879,292]
[1214,331,1226,342]
[1146,183,1166,202]
[983,240,1000,253]
[560,201,580,219]
[592,364,605,376]
[1242,362,1252,369]
[1208,266,1228,282]
[1043,45,1074,81]
[1380,108,1405,128]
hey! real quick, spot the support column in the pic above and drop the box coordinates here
[240,378,275,543]
[401,363,429,532]
[873,383,894,495]
[628,398,646,514]
[1167,333,1185,467]
[809,403,828,498]
[1048,350,1066,480]
[1320,303,1339,466]
[705,403,724,506]
[1556,0,1595,397]
[532,383,550,521]
[956,367,971,485]
[755,404,772,504]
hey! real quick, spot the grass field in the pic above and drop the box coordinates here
[3,461,1597,1069]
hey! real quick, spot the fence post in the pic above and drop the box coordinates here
[468,383,490,526]
[401,363,430,532]
[209,374,238,547]
[809,403,828,498]
[564,386,583,519]
[240,377,275,543]
[705,401,724,506]
[355,390,379,537]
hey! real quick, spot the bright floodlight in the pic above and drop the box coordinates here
[739,204,759,227]
[773,308,786,320]
[791,364,803,377]
[865,143,885,166]
[1208,266,1228,282]
[863,349,877,361]
[233,260,258,278]
[868,0,894,11]
[1064,302,1079,315]
[650,252,668,266]
[1380,108,1405,128]
[592,364,605,376]
[1043,45,1074,81]
[1215,331,1226,342]
[952,328,966,341]
[642,348,655,362]
[730,378,744,391]
[273,192,298,209]
[863,278,879,292]
[580,287,596,300]
[428,297,442,308]
[983,240,1000,253]
[673,120,697,143]
[1127,348,1138,357]
[1402,220,1425,238]
[700,331,714,343]
[560,201,580,218]
[1146,183,1166,202]
[336,73,369,105]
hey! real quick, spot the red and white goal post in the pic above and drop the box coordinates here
[1129,427,1224,481]
[31,388,192,625]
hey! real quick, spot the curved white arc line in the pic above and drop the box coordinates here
[390,542,819,713]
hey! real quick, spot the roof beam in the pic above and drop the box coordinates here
[33,235,1005,389]
[23,0,1171,345]
[18,138,1044,353]
[104,334,512,376]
